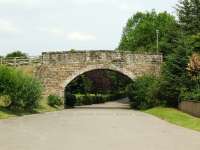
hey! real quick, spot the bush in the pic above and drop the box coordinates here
[0,65,42,111]
[126,75,163,110]
[65,92,76,108]
[0,95,11,107]
[180,88,200,101]
[6,51,27,58]
[48,95,63,107]
[75,95,95,106]
[74,93,127,106]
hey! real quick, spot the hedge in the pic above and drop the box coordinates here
[65,92,76,108]
[74,92,126,106]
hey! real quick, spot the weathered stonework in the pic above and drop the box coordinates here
[35,50,163,98]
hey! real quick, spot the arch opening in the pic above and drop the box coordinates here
[64,69,133,108]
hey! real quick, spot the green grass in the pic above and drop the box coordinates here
[145,107,200,132]
[0,107,16,119]
[35,98,63,113]
[0,98,63,120]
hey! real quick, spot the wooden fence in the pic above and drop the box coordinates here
[179,101,200,118]
[0,57,41,67]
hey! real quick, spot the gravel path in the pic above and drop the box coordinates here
[0,101,200,150]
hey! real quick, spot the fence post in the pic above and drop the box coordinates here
[14,58,17,67]
[41,55,43,64]
[0,57,2,65]
[29,58,32,65]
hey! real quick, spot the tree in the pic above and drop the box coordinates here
[158,39,191,107]
[176,0,200,35]
[67,75,93,94]
[187,33,200,53]
[118,10,179,56]
[6,51,28,58]
[106,70,131,93]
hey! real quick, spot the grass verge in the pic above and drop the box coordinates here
[145,107,200,132]
[0,98,63,120]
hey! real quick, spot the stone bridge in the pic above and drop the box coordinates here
[36,50,163,98]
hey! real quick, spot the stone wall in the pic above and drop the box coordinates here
[36,51,163,97]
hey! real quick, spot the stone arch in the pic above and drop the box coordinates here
[60,64,136,97]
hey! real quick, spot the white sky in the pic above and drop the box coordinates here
[0,0,178,56]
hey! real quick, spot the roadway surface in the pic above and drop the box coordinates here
[0,100,200,150]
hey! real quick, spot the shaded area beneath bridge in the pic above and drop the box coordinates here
[65,69,133,108]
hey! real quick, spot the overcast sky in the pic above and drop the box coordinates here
[0,0,178,56]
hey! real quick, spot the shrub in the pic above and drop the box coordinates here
[75,95,94,105]
[74,93,127,106]
[109,92,127,101]
[0,95,11,107]
[180,88,200,101]
[0,65,42,111]
[126,75,163,110]
[6,51,27,58]
[48,95,63,107]
[65,92,76,108]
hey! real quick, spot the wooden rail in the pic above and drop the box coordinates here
[0,57,41,67]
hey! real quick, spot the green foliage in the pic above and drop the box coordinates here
[117,1,200,108]
[67,70,131,95]
[75,93,127,106]
[157,41,192,106]
[64,92,76,108]
[75,95,107,106]
[70,49,76,52]
[187,33,200,53]
[48,95,63,107]
[105,70,131,93]
[156,34,200,106]
[0,95,11,107]
[118,10,179,56]
[177,0,200,35]
[0,65,42,111]
[180,88,200,101]
[67,75,93,94]
[126,75,163,110]
[6,51,28,58]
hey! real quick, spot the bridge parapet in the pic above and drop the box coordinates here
[41,51,163,65]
